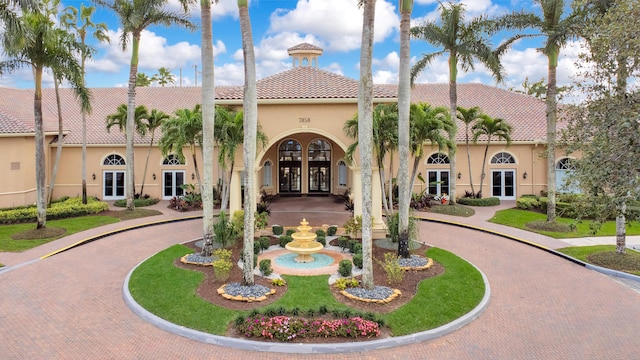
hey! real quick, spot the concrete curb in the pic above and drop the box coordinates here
[417,216,640,283]
[122,252,491,354]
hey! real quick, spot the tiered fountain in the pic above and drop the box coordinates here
[285,218,324,263]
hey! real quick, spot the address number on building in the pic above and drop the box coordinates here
[298,117,311,123]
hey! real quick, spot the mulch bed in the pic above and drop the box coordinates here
[175,236,445,341]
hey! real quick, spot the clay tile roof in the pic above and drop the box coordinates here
[254,67,396,100]
[0,87,58,133]
[379,83,548,143]
[287,43,323,52]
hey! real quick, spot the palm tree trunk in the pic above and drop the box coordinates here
[139,132,154,197]
[616,209,626,255]
[465,124,475,196]
[201,0,216,257]
[397,0,412,258]
[48,76,64,205]
[448,54,458,205]
[81,54,88,205]
[190,144,201,185]
[239,0,257,287]
[358,0,376,290]
[125,35,140,211]
[545,49,558,222]
[409,157,421,195]
[378,156,389,215]
[479,140,490,196]
[34,66,47,229]
[388,153,394,213]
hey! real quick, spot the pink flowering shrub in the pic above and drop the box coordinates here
[237,315,381,342]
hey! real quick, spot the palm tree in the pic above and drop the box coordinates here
[357,0,376,291]
[199,0,218,257]
[456,106,483,197]
[472,114,513,196]
[0,0,37,35]
[497,0,579,222]
[215,107,267,211]
[0,0,90,229]
[135,72,154,87]
[154,67,175,86]
[343,104,398,216]
[60,3,109,205]
[397,0,414,259]
[238,0,258,286]
[408,103,452,193]
[410,2,510,205]
[106,104,148,134]
[159,105,204,186]
[95,0,195,210]
[139,109,169,196]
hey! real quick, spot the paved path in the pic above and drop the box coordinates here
[1,200,640,359]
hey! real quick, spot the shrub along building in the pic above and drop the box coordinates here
[0,43,571,227]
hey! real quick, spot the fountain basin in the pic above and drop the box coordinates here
[285,241,324,263]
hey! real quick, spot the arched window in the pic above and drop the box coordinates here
[162,154,184,165]
[491,152,516,164]
[556,158,576,170]
[427,153,449,164]
[263,160,272,187]
[279,140,302,161]
[103,154,125,166]
[308,139,331,162]
[338,160,347,187]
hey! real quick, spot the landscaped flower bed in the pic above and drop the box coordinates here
[237,315,381,341]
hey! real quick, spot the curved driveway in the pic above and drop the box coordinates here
[1,218,640,359]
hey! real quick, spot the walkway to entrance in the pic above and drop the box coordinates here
[268,196,352,228]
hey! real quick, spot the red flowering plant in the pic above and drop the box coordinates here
[237,315,381,342]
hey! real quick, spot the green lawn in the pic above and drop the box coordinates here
[557,245,640,276]
[0,216,119,252]
[128,245,485,338]
[489,208,640,239]
[0,208,162,252]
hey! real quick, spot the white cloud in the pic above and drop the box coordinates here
[87,28,209,77]
[373,51,400,71]
[268,0,398,52]
[166,0,240,19]
[373,70,396,84]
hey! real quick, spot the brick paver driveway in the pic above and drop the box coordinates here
[1,218,639,359]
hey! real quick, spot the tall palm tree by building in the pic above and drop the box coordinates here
[60,4,109,205]
[457,106,483,197]
[472,114,513,196]
[139,109,170,196]
[408,103,452,193]
[95,0,195,210]
[357,0,376,291]
[199,0,218,257]
[215,108,267,211]
[159,105,204,186]
[238,0,258,286]
[397,0,414,259]
[497,0,579,222]
[0,0,89,229]
[410,2,510,205]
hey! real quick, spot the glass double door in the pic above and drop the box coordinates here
[103,171,125,200]
[492,170,516,200]
[309,164,330,193]
[279,163,301,193]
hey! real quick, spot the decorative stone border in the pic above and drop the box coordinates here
[340,288,402,304]
[217,285,276,302]
[180,255,213,266]
[400,257,434,271]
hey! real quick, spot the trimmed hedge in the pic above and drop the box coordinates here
[0,196,109,224]
[272,225,283,235]
[457,197,501,207]
[113,197,159,207]
[516,197,540,210]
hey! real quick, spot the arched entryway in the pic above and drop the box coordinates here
[308,139,331,193]
[278,139,302,194]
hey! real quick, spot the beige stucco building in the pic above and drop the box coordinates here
[0,43,571,219]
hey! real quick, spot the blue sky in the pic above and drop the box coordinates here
[1,0,584,92]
